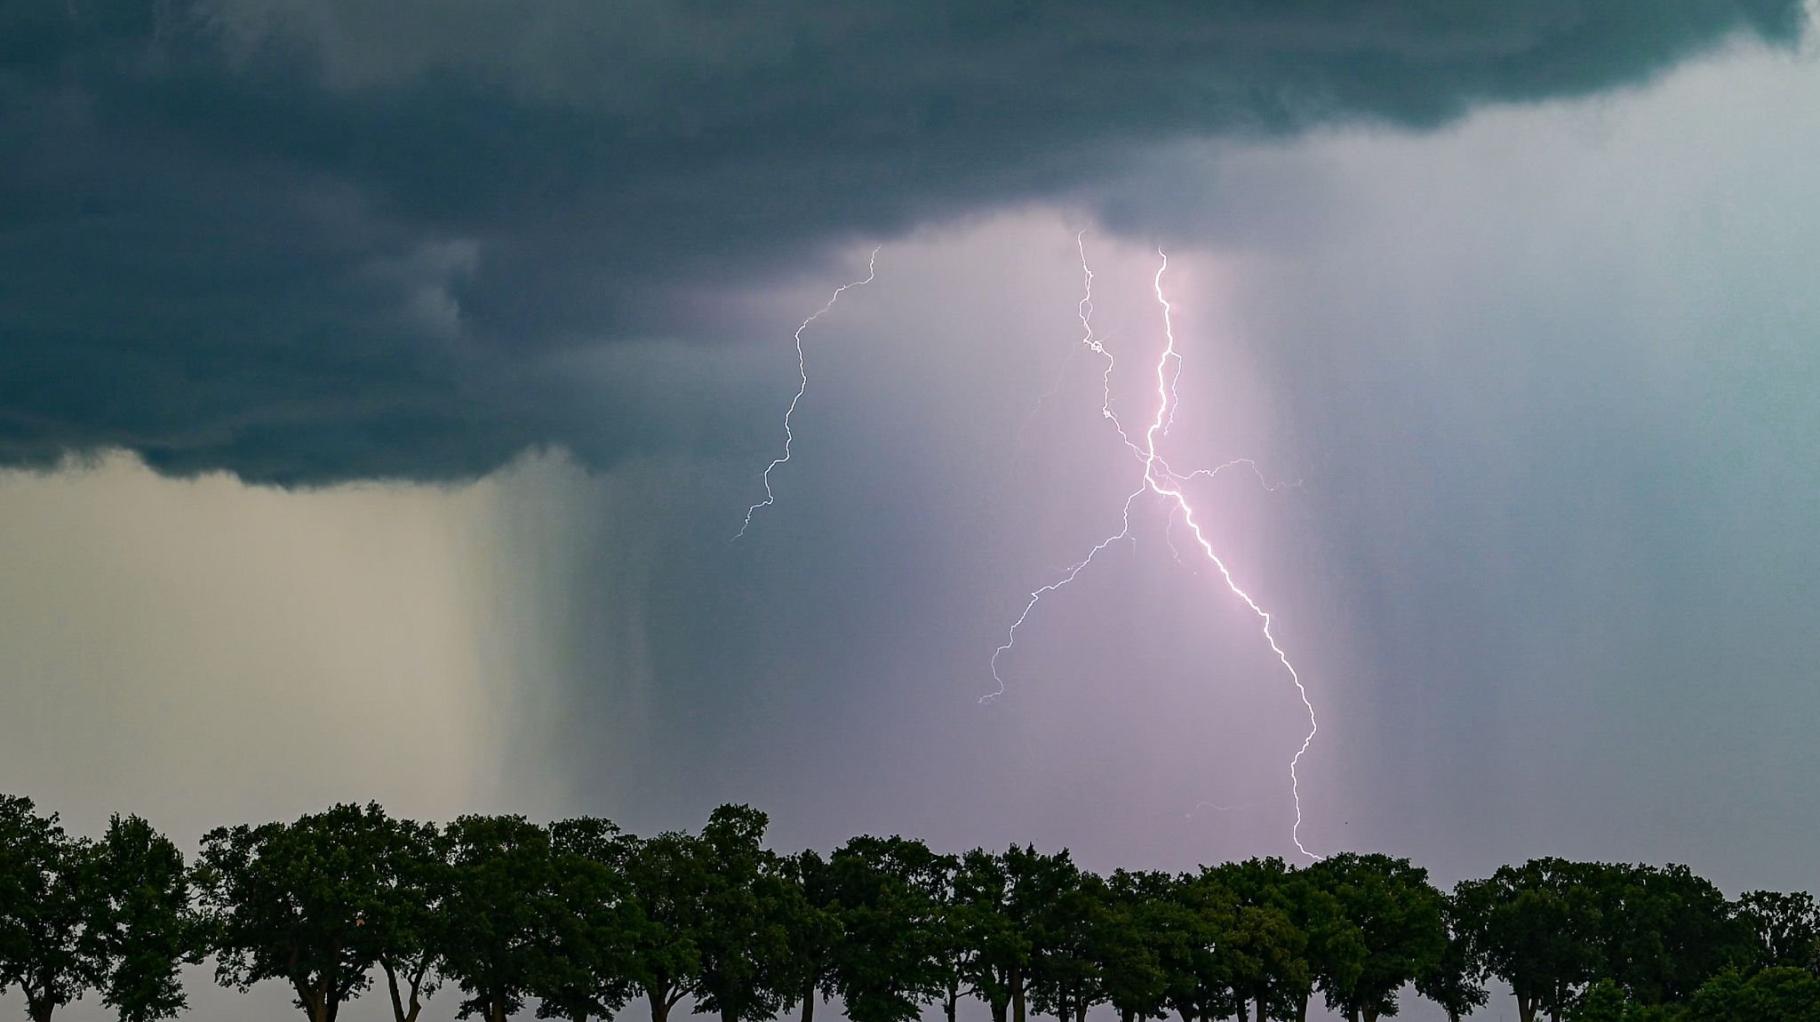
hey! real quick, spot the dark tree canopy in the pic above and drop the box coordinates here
[1461,858,1606,1022]
[1090,871,1167,1022]
[534,817,643,1022]
[690,805,797,1022]
[827,836,952,1022]
[193,803,396,1022]
[3,791,1816,1022]
[364,813,448,1022]
[1414,891,1489,1022]
[1736,891,1820,974]
[438,814,556,1022]
[621,830,709,1022]
[1305,853,1446,1022]
[0,796,100,1022]
[774,851,844,1022]
[92,815,195,1022]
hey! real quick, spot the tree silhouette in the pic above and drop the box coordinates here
[1095,871,1170,1022]
[1029,864,1107,1022]
[6,791,1818,1022]
[1414,891,1488,1022]
[692,805,796,1022]
[824,836,949,1022]
[1156,868,1241,1022]
[620,830,707,1022]
[92,814,194,1022]
[1463,859,1606,1022]
[1686,967,1820,1022]
[0,795,99,1022]
[534,817,643,1022]
[953,847,1079,1022]
[1593,864,1743,1007]
[1206,859,1312,1022]
[1734,891,1819,974]
[438,814,555,1022]
[365,813,446,1022]
[773,850,844,1022]
[1306,853,1445,1022]
[194,804,389,1022]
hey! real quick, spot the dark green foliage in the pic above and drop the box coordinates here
[1686,967,1820,1021]
[1736,891,1820,973]
[952,846,1081,1022]
[193,803,389,1022]
[1206,858,1313,1022]
[691,805,798,1022]
[1306,853,1446,1022]
[438,814,556,1022]
[826,836,951,1022]
[4,791,1817,1022]
[1096,871,1171,1022]
[1415,891,1489,1022]
[1155,868,1241,1022]
[534,817,643,1022]
[1463,859,1772,1022]
[773,850,844,1022]
[92,815,195,1022]
[1462,858,1608,1022]
[0,795,100,1022]
[1596,864,1745,1005]
[365,814,447,1022]
[193,804,446,1022]
[621,830,708,1022]
[1570,979,1632,1022]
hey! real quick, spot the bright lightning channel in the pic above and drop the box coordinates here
[986,237,1322,860]
[735,247,881,540]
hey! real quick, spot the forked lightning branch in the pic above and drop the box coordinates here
[736,238,1323,860]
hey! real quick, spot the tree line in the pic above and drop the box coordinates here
[2,795,1815,1022]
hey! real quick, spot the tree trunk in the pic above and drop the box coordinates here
[1012,971,1027,1022]
[302,986,332,1022]
[802,986,816,1022]
[1075,1003,1088,1022]
[945,995,959,1022]
[991,993,1010,1022]
[381,961,426,1022]
[1515,992,1536,1022]
[650,988,673,1022]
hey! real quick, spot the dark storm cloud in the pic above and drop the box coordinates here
[0,0,1804,483]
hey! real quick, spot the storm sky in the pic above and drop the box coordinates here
[3,2,1820,1020]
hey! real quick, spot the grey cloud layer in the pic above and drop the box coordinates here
[0,0,1803,482]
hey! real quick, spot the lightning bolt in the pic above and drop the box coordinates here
[1186,800,1251,819]
[987,237,1322,860]
[1142,250,1320,860]
[735,246,881,540]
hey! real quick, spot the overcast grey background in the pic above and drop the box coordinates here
[3,3,1819,1020]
